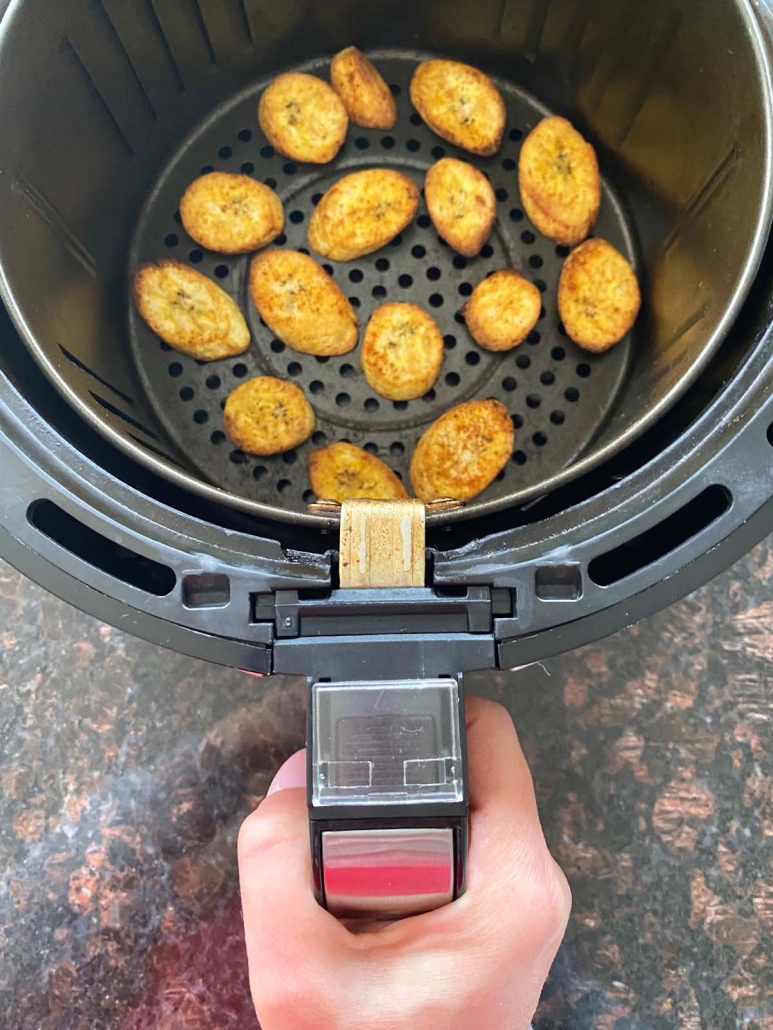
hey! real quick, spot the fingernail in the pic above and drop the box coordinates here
[267,749,307,795]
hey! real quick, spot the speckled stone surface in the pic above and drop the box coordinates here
[0,545,771,1029]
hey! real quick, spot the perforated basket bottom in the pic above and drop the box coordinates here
[128,51,635,514]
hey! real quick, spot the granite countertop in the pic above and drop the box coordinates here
[0,542,771,1030]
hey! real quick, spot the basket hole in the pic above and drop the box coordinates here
[312,192,323,205]
[219,146,233,160]
[349,268,364,283]
[168,362,183,378]
[509,208,524,222]
[390,441,405,456]
[480,244,494,259]
[556,245,570,258]
[283,162,297,175]
[282,450,297,465]
[431,145,446,159]
[394,470,404,481]
[241,161,255,174]
[558,322,568,336]
[409,113,423,126]
[444,334,457,350]
[275,233,287,246]
[502,377,517,392]
[210,430,226,445]
[417,215,431,228]
[232,364,248,378]
[427,266,441,281]
[465,351,480,366]
[316,356,331,364]
[512,450,527,465]
[454,312,466,325]
[164,233,179,248]
[453,255,468,270]
[271,340,285,353]
[179,386,194,402]
[336,392,351,407]
[495,469,506,481]
[189,250,204,263]
[287,362,302,376]
[446,372,460,387]
[565,387,580,402]
[389,83,401,96]
[289,210,304,224]
[372,285,387,299]
[527,331,541,346]
[412,245,426,258]
[193,409,209,424]
[533,431,548,446]
[253,465,269,481]
[303,490,316,504]
[577,363,591,378]
[297,247,310,256]
[540,371,555,386]
[589,486,731,587]
[200,165,215,175]
[349,296,361,308]
[375,257,390,272]
[340,363,356,379]
[407,138,421,152]
[534,279,547,293]
[309,380,324,394]
[398,274,413,288]
[323,264,335,276]
[390,233,404,247]
[552,346,565,361]
[238,128,253,142]
[526,394,541,409]
[516,354,531,370]
[512,413,524,429]
[429,293,443,308]
[230,449,248,464]
[495,187,508,202]
[312,431,327,445]
[214,265,229,279]
[458,282,472,297]
[205,374,221,390]
[393,400,408,411]
[422,389,436,402]
[529,255,544,269]
[173,211,182,224]
[277,479,292,494]
[355,136,370,150]
[381,135,396,149]
[509,128,523,142]
[160,342,172,352]
[502,157,516,171]
[260,145,274,159]
[550,410,565,425]
[364,398,380,412]
[521,231,535,245]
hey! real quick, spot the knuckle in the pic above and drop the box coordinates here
[237,805,289,861]
[540,857,572,936]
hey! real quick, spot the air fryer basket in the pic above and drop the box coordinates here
[0,0,771,527]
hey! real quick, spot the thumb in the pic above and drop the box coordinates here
[238,751,347,983]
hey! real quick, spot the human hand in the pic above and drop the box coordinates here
[238,696,571,1030]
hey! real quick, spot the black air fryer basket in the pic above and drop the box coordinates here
[1,0,773,680]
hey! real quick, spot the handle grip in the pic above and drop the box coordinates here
[307,677,469,919]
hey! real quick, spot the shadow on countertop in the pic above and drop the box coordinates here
[0,540,771,1030]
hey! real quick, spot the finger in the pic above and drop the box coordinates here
[463,696,570,942]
